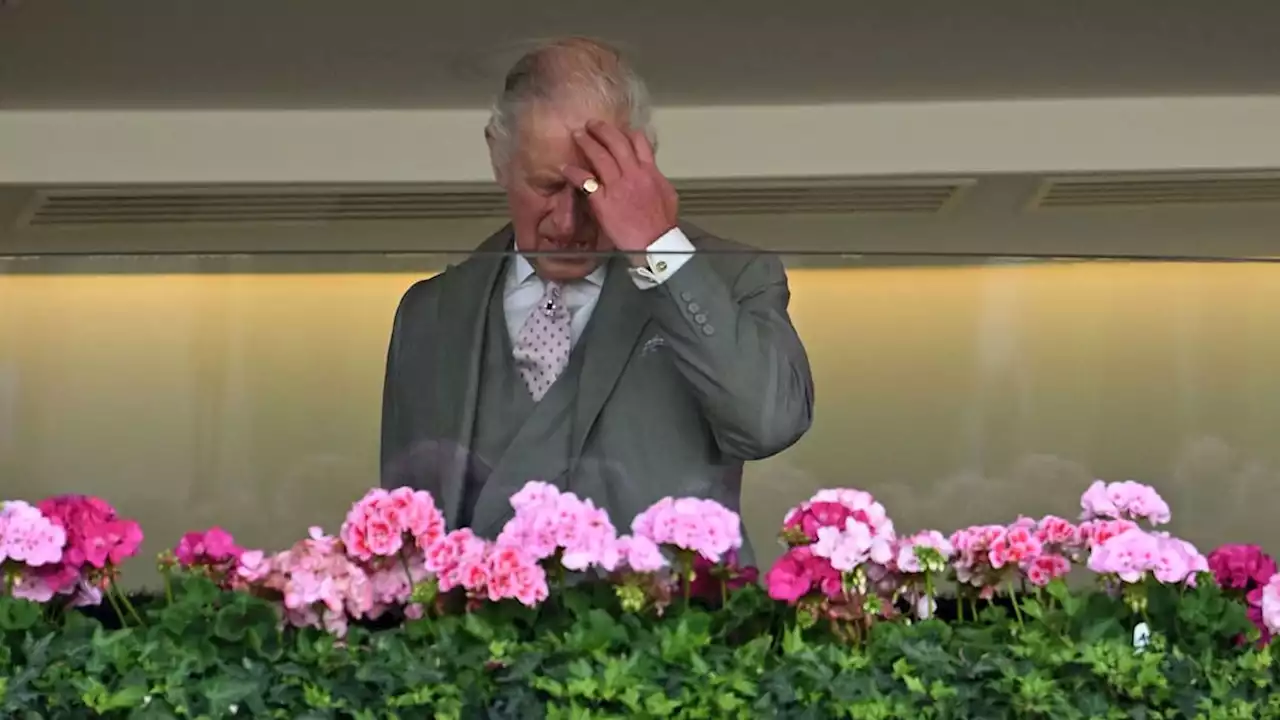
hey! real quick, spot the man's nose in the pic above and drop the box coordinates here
[546,186,590,237]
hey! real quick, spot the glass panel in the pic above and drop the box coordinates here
[3,250,1278,583]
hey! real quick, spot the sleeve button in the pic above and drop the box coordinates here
[694,313,707,323]
[702,324,715,336]
[680,291,693,302]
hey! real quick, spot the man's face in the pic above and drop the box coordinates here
[492,103,617,282]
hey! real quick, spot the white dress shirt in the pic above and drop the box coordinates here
[504,227,696,348]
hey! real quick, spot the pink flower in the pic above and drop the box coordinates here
[1034,515,1083,548]
[765,545,842,604]
[1087,528,1205,585]
[484,545,549,607]
[989,526,1042,570]
[618,534,668,572]
[239,526,374,638]
[1261,574,1280,637]
[1025,553,1072,587]
[365,548,432,619]
[1080,480,1171,526]
[631,497,742,564]
[23,495,142,603]
[1079,518,1140,549]
[423,528,489,593]
[1208,544,1277,591]
[949,524,1006,589]
[496,483,623,573]
[0,500,67,568]
[782,489,895,548]
[174,527,243,568]
[340,487,445,562]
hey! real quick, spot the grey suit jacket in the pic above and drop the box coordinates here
[379,222,814,564]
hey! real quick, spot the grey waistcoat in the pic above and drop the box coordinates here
[459,267,588,529]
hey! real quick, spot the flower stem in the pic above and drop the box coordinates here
[104,586,130,627]
[113,581,144,626]
[680,551,693,609]
[1006,581,1024,629]
[161,569,174,606]
[399,550,417,599]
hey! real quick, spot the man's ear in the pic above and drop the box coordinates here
[484,127,508,188]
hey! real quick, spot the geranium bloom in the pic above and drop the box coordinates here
[239,526,374,637]
[340,487,445,561]
[0,500,66,568]
[1080,480,1171,526]
[765,545,842,604]
[1087,527,1206,585]
[631,496,742,564]
[496,483,622,572]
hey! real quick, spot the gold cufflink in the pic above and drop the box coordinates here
[654,260,668,273]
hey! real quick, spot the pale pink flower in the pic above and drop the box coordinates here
[238,526,374,638]
[496,483,623,573]
[1080,480,1171,526]
[0,500,67,568]
[632,497,742,563]
[1087,527,1204,585]
[618,534,668,572]
[1261,574,1280,636]
[894,530,954,574]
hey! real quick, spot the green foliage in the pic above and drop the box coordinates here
[2,577,1279,718]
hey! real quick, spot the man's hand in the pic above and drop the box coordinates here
[561,120,679,262]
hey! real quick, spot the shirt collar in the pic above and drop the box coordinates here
[509,252,607,290]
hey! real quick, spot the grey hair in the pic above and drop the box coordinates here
[485,37,656,170]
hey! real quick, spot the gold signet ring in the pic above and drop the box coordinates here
[581,177,600,195]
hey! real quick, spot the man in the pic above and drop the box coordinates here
[380,37,813,562]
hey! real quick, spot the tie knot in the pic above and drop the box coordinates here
[541,282,564,315]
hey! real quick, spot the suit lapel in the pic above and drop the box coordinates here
[432,227,510,526]
[570,255,651,468]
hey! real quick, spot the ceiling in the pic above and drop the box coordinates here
[1,1,1278,109]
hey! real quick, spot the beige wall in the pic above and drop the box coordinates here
[5,251,1280,584]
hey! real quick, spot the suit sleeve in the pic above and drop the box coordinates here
[639,249,815,460]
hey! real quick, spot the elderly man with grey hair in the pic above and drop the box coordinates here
[380,37,813,562]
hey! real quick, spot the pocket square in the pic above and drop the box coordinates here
[640,335,666,356]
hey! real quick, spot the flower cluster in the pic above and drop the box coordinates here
[768,488,898,618]
[496,482,621,572]
[1,495,142,605]
[422,527,548,608]
[0,500,66,570]
[236,527,375,637]
[1207,544,1278,644]
[631,496,742,563]
[1080,479,1172,526]
[1087,527,1208,585]
[340,487,446,562]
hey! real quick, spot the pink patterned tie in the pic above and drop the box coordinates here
[513,282,572,401]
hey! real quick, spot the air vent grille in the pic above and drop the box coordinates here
[23,179,971,227]
[1034,174,1280,209]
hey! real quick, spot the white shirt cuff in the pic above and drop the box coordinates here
[628,227,696,289]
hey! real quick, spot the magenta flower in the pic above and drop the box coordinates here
[174,527,243,568]
[765,545,842,604]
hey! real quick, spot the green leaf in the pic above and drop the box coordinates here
[0,597,42,631]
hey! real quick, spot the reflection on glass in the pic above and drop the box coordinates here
[3,252,1279,584]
